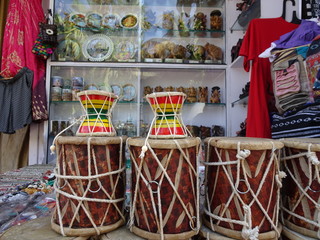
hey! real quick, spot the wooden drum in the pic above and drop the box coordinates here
[51,136,126,237]
[280,138,320,239]
[202,137,284,240]
[127,137,201,240]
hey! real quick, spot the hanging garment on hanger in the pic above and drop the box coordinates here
[0,67,33,134]
[239,17,299,138]
[1,0,48,121]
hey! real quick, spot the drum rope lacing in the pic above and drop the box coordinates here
[280,143,320,238]
[53,136,126,236]
[202,139,282,240]
[128,137,201,240]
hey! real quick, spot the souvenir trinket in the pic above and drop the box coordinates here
[162,11,174,30]
[86,12,103,32]
[178,11,190,37]
[82,34,114,61]
[103,14,120,29]
[120,14,138,29]
[210,86,221,103]
[193,12,207,37]
[186,87,197,103]
[69,13,86,28]
[113,41,135,61]
[199,86,208,103]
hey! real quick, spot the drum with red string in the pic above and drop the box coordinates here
[51,136,126,237]
[77,90,118,136]
[127,137,201,240]
[202,137,284,240]
[280,138,320,239]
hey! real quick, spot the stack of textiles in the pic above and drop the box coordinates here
[259,19,320,138]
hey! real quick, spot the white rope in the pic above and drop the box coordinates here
[275,171,287,188]
[242,205,259,240]
[49,116,84,154]
[53,166,125,179]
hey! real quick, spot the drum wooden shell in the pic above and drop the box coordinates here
[281,226,318,240]
[203,137,284,239]
[127,137,200,240]
[280,138,320,239]
[52,136,126,236]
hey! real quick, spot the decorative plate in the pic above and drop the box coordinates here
[111,84,122,97]
[122,84,136,101]
[113,41,136,61]
[103,14,120,29]
[85,84,99,90]
[69,13,86,28]
[86,12,103,32]
[120,14,138,29]
[82,34,114,61]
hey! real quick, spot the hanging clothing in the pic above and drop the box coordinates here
[260,19,320,60]
[0,67,33,134]
[239,17,299,138]
[1,0,48,121]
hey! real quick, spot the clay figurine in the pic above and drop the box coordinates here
[198,86,208,103]
[144,86,153,96]
[204,43,223,61]
[187,87,197,103]
[210,86,221,103]
[210,10,223,30]
[154,86,163,92]
[165,86,175,92]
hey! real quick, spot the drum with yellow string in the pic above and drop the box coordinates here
[76,90,118,136]
[145,92,188,139]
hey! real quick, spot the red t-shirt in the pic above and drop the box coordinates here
[239,17,298,138]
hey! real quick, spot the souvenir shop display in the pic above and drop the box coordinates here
[202,137,284,239]
[280,138,320,239]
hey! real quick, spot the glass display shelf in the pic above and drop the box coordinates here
[231,96,248,107]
